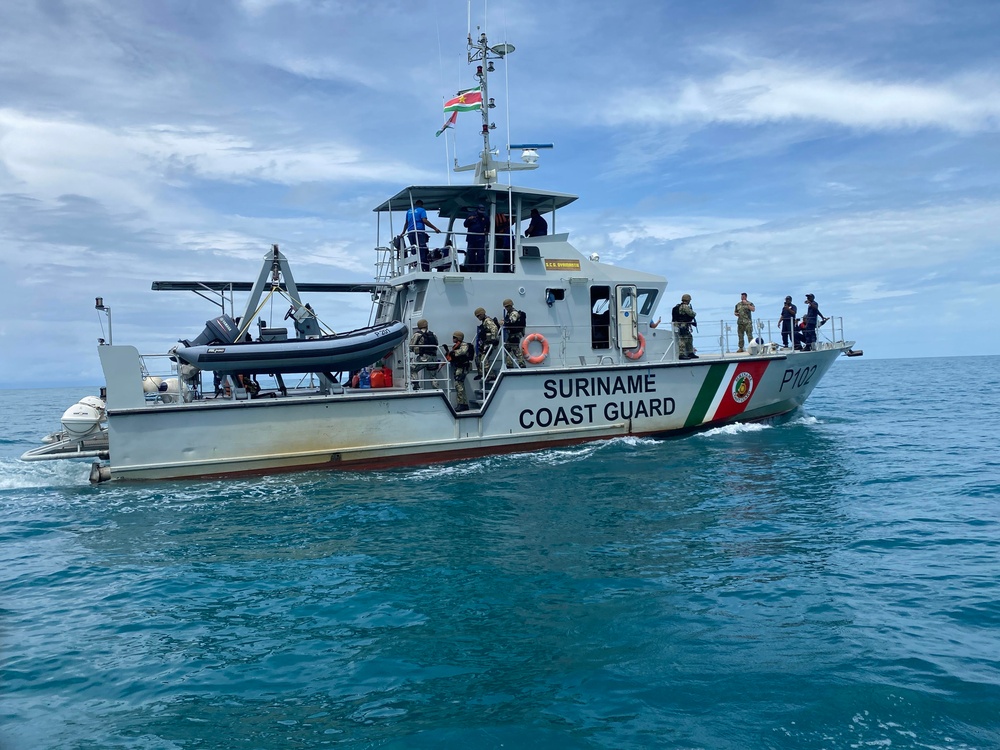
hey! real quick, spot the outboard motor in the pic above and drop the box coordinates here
[60,396,107,442]
[182,315,240,347]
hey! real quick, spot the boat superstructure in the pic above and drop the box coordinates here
[22,29,859,483]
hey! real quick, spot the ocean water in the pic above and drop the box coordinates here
[1,356,999,749]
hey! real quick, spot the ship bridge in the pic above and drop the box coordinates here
[373,183,580,280]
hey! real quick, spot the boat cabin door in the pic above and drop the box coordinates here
[616,285,639,349]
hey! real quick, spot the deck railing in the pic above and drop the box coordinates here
[124,314,847,411]
[378,228,522,277]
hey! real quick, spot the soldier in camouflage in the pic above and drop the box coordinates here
[671,293,698,360]
[409,319,439,390]
[734,292,756,352]
[473,306,500,381]
[501,298,526,367]
[444,330,474,412]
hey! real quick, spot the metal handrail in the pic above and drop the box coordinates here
[380,226,520,277]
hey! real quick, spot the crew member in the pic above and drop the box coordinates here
[409,319,439,389]
[404,199,441,272]
[525,208,548,237]
[779,296,797,348]
[444,331,474,412]
[802,293,828,351]
[672,294,698,360]
[474,307,500,380]
[464,205,488,273]
[734,292,756,352]
[502,298,526,367]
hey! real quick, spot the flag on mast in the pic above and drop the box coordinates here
[443,87,483,112]
[436,110,458,137]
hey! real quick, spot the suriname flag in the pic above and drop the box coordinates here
[444,88,483,112]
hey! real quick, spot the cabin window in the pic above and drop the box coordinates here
[637,288,658,316]
[591,285,611,350]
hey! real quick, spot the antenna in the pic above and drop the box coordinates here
[454,32,557,185]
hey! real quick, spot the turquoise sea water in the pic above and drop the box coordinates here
[2,356,999,749]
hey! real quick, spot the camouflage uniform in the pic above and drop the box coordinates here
[671,295,698,359]
[445,331,474,410]
[734,296,755,351]
[409,320,439,389]
[502,300,526,367]
[474,308,500,381]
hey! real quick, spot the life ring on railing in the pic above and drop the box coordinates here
[521,332,549,364]
[624,333,646,360]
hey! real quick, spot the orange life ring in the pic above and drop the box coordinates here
[624,333,646,360]
[521,332,549,364]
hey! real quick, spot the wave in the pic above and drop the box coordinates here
[697,421,773,437]
[0,458,91,491]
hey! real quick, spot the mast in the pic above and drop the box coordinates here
[471,32,500,176]
[455,31,549,185]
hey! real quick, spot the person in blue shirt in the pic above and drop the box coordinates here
[404,199,440,271]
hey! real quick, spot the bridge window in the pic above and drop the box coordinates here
[591,285,610,350]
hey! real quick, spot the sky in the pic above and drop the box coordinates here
[2,0,999,388]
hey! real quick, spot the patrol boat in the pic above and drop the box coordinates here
[22,30,858,483]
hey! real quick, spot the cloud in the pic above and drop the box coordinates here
[601,63,1000,133]
[236,0,299,17]
[843,281,915,304]
[0,110,435,210]
[608,217,768,247]
[571,198,999,312]
[673,200,994,275]
[267,54,388,89]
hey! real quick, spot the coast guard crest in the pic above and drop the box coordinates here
[731,371,754,404]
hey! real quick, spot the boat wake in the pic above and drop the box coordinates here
[698,412,822,438]
[531,436,659,466]
[698,422,774,437]
[789,414,822,426]
[0,458,91,490]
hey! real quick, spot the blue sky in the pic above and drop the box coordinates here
[2,0,998,388]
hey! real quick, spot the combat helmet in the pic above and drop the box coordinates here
[417,319,428,329]
[452,331,465,341]
[474,307,486,317]
[502,298,513,307]
[681,294,691,302]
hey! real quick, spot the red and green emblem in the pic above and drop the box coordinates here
[731,371,754,404]
[684,360,772,427]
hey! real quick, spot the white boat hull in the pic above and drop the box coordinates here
[97,347,843,481]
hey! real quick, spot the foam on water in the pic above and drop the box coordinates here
[698,420,773,437]
[0,457,92,491]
